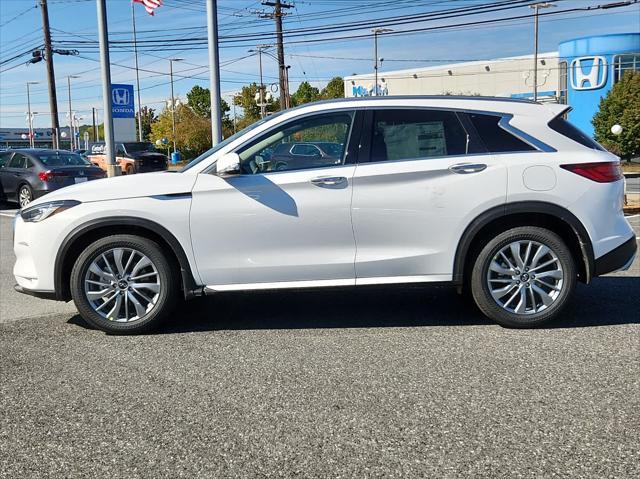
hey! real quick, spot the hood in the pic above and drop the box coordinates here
[28,171,197,205]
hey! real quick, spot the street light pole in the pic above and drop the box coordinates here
[530,2,555,102]
[371,28,393,96]
[67,75,80,150]
[249,45,273,118]
[26,82,38,148]
[169,58,183,155]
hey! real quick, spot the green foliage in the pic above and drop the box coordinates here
[136,106,156,141]
[291,81,320,106]
[150,104,212,159]
[233,83,279,130]
[320,77,344,99]
[593,71,640,160]
[186,85,233,137]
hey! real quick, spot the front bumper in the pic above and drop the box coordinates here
[594,235,637,276]
[14,284,59,301]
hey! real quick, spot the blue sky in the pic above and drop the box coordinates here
[1,0,638,128]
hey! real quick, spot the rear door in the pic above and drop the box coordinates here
[351,108,508,284]
[1,153,27,199]
[0,152,14,197]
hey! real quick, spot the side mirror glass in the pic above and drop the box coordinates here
[216,152,241,176]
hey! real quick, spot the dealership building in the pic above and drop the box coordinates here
[344,33,639,136]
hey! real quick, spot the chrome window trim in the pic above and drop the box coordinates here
[497,114,556,153]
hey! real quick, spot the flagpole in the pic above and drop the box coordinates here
[132,1,143,141]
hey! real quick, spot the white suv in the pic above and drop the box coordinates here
[13,97,636,333]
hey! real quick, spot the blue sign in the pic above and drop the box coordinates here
[111,83,135,119]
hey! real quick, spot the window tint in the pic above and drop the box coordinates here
[370,109,477,162]
[238,112,353,174]
[7,154,26,168]
[466,113,536,153]
[25,158,35,169]
[0,152,11,166]
[548,116,606,151]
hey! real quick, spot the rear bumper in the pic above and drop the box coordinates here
[594,235,637,276]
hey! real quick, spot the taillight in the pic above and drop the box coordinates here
[38,170,69,182]
[560,162,623,183]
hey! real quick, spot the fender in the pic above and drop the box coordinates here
[453,201,595,284]
[54,216,202,301]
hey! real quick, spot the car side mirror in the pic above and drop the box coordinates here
[216,152,241,176]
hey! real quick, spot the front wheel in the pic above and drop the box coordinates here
[471,227,576,328]
[70,234,178,334]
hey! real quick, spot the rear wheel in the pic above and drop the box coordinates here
[18,184,33,208]
[125,165,134,175]
[471,227,576,328]
[70,234,178,334]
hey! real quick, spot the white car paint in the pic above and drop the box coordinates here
[13,96,636,300]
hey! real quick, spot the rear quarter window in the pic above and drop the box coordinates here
[548,116,606,151]
[466,113,536,153]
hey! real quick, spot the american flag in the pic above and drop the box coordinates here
[133,0,163,16]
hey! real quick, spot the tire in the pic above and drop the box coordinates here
[125,165,134,175]
[18,183,33,208]
[470,226,576,328]
[70,234,179,334]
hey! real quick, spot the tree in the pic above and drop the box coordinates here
[150,104,212,159]
[320,76,344,100]
[186,85,232,134]
[233,82,279,130]
[136,106,156,141]
[290,81,320,106]
[593,71,640,160]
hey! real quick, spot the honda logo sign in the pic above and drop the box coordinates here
[570,56,607,90]
[110,84,135,119]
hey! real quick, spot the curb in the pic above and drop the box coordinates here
[624,172,639,179]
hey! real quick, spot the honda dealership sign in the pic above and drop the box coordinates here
[570,56,607,91]
[110,83,136,141]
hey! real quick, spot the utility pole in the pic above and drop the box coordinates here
[530,2,555,101]
[26,82,38,149]
[261,1,293,109]
[67,75,79,150]
[371,28,393,97]
[206,0,222,145]
[96,0,119,176]
[131,1,143,141]
[40,0,60,149]
[169,58,183,155]
[92,107,97,142]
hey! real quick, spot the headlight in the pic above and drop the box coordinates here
[20,200,81,223]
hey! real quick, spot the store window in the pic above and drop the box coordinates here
[613,54,640,83]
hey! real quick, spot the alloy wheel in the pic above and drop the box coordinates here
[83,247,161,322]
[19,187,32,208]
[486,240,564,315]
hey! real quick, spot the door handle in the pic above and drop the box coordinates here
[449,163,487,174]
[311,176,347,186]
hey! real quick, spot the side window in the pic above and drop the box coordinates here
[465,113,536,153]
[116,144,126,156]
[0,152,11,167]
[7,154,26,169]
[238,112,353,174]
[370,109,479,162]
[25,158,35,169]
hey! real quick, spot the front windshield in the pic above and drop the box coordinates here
[37,152,90,166]
[123,142,156,153]
[180,114,280,172]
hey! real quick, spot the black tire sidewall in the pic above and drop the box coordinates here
[471,227,576,328]
[70,234,177,334]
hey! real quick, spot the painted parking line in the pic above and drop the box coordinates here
[0,211,18,218]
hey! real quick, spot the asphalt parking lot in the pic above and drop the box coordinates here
[1,208,638,478]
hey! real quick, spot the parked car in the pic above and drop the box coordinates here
[86,142,168,175]
[263,142,344,172]
[13,96,636,334]
[0,149,105,207]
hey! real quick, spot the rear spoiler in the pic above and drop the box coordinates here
[543,103,572,118]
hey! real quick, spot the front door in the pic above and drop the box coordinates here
[351,108,508,284]
[190,110,360,289]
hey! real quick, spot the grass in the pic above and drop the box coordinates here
[621,162,640,173]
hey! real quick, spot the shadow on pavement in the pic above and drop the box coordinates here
[67,276,640,334]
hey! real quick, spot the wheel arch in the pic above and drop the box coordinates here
[54,216,201,301]
[454,201,595,286]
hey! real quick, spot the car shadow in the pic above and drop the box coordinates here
[66,276,640,334]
